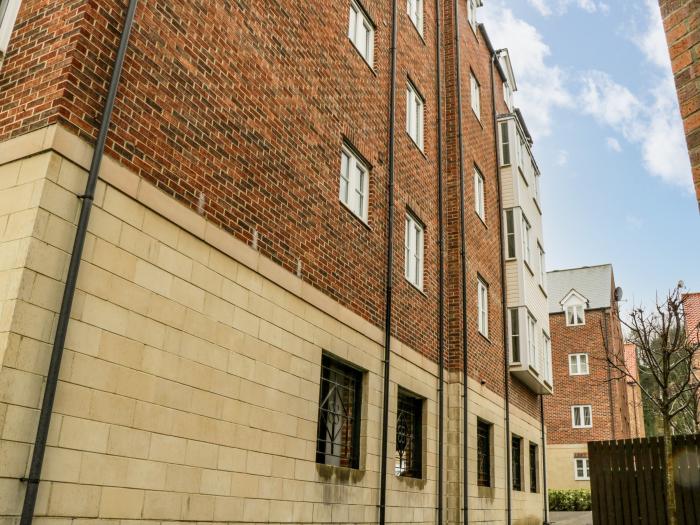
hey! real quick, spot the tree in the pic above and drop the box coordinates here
[605,284,700,525]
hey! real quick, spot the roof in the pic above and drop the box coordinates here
[546,264,614,314]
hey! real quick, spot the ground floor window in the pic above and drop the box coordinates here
[477,420,492,487]
[316,355,362,468]
[529,442,538,493]
[512,435,523,491]
[395,389,423,478]
[575,457,590,480]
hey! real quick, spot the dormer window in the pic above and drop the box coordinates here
[566,305,585,326]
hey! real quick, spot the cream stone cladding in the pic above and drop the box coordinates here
[445,373,545,525]
[498,115,552,392]
[546,444,590,491]
[0,126,444,524]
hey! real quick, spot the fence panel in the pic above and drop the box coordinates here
[588,434,700,525]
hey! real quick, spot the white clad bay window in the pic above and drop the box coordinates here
[407,0,423,34]
[527,314,536,367]
[521,214,531,266]
[406,81,424,150]
[404,213,424,289]
[478,278,488,337]
[348,0,374,66]
[572,405,592,428]
[340,146,369,222]
[474,168,485,221]
[500,122,511,166]
[467,0,478,31]
[0,0,22,54]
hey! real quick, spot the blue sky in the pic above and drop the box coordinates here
[480,0,700,314]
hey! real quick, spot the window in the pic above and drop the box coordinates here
[406,81,424,150]
[478,278,488,337]
[474,167,485,221]
[470,72,481,119]
[572,405,592,428]
[505,209,516,259]
[538,244,546,286]
[521,214,531,265]
[574,458,590,480]
[566,304,585,326]
[477,420,492,487]
[316,355,362,468]
[340,146,369,222]
[527,314,536,367]
[407,0,423,34]
[500,122,511,166]
[467,0,478,31]
[512,436,523,491]
[348,0,374,66]
[569,354,589,376]
[534,172,541,203]
[529,443,538,493]
[504,82,514,111]
[509,308,520,363]
[404,213,424,289]
[395,389,422,478]
[543,333,551,383]
[0,0,21,53]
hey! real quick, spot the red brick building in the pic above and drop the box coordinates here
[544,265,640,490]
[657,0,700,209]
[0,1,550,523]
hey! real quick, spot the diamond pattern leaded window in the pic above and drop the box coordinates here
[316,356,362,469]
[477,420,491,487]
[395,389,422,478]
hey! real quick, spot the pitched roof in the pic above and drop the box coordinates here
[546,264,614,314]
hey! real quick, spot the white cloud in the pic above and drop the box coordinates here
[631,0,671,69]
[606,137,622,152]
[526,0,610,16]
[480,3,573,137]
[556,150,569,166]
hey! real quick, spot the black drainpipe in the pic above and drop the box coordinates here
[451,0,470,521]
[19,1,139,524]
[541,395,550,524]
[490,49,512,525]
[379,0,399,522]
[435,0,445,522]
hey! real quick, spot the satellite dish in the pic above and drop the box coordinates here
[614,287,623,302]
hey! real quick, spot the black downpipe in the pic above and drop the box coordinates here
[19,1,139,524]
[541,395,550,524]
[435,0,445,522]
[379,0,399,522]
[490,52,512,525]
[451,0,470,521]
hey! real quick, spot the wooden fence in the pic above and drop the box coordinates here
[588,434,700,525]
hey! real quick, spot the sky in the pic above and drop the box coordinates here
[479,0,700,315]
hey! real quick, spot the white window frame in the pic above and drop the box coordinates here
[467,0,477,31]
[500,121,511,166]
[503,82,513,111]
[527,314,536,368]
[478,278,489,337]
[339,146,370,222]
[521,214,531,266]
[474,167,485,221]
[538,244,546,287]
[348,0,374,66]
[406,81,425,151]
[543,332,551,383]
[574,458,590,480]
[566,304,585,326]
[0,0,22,54]
[509,308,520,363]
[407,0,423,35]
[404,213,424,290]
[470,72,481,120]
[569,353,589,376]
[571,405,592,428]
[504,209,516,259]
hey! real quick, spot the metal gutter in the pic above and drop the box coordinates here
[19,1,139,524]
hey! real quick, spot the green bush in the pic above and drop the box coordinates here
[548,489,592,511]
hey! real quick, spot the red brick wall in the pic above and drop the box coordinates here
[658,0,700,207]
[0,0,540,419]
[545,308,633,445]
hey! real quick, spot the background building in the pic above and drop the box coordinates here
[623,343,646,439]
[544,264,640,490]
[657,0,700,209]
[0,1,550,524]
